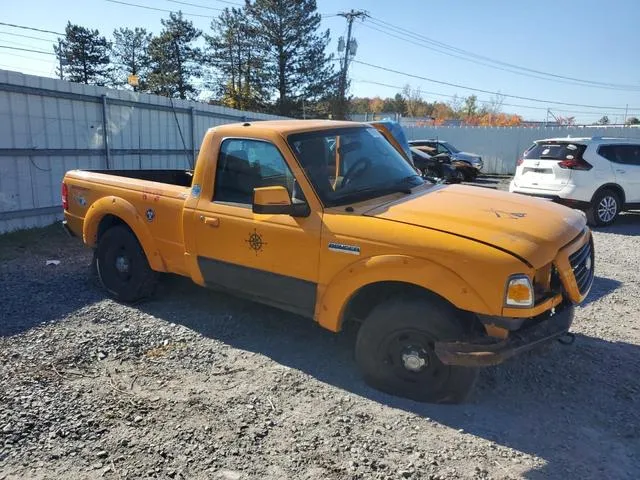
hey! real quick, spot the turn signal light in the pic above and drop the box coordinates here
[505,276,534,307]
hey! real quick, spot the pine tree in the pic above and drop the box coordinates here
[246,0,337,117]
[147,12,203,99]
[111,27,152,91]
[54,22,112,85]
[205,7,268,111]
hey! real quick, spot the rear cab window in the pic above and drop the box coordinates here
[524,141,587,161]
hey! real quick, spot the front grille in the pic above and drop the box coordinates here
[569,239,594,295]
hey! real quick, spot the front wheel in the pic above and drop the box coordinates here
[586,189,621,226]
[355,296,478,403]
[96,225,158,303]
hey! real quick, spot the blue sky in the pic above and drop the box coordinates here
[2,0,640,122]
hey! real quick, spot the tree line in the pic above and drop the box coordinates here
[54,0,336,118]
[350,88,523,126]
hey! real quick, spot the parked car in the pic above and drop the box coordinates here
[62,119,593,403]
[367,120,460,184]
[409,139,483,180]
[410,146,462,183]
[509,136,640,226]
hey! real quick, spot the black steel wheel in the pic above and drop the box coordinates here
[355,296,478,403]
[96,225,157,303]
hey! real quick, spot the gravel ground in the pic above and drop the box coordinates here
[1,209,639,480]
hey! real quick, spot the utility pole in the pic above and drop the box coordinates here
[336,9,367,120]
[57,39,64,80]
[624,104,629,125]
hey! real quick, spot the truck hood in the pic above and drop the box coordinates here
[363,184,586,268]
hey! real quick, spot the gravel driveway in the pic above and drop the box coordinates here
[1,212,639,480]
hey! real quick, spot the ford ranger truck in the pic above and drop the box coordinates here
[62,120,594,403]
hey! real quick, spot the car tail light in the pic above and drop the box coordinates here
[62,183,69,211]
[558,158,592,170]
[516,158,523,166]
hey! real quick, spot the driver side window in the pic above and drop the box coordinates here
[214,139,301,204]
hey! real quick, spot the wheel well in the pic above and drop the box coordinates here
[592,183,625,205]
[97,214,130,242]
[341,281,482,333]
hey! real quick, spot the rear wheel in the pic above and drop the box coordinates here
[355,296,478,403]
[96,225,157,303]
[586,189,621,226]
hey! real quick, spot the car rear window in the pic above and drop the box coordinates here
[524,142,586,161]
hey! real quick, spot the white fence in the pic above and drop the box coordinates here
[2,68,640,233]
[0,69,285,233]
[403,125,640,175]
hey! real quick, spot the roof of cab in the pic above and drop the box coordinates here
[210,119,363,135]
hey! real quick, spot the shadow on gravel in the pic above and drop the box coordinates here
[139,275,640,480]
[0,253,102,337]
[581,275,622,306]
[595,212,640,236]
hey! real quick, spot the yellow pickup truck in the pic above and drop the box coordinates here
[62,120,594,403]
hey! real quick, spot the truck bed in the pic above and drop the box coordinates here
[85,169,193,187]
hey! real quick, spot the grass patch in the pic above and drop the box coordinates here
[0,223,70,261]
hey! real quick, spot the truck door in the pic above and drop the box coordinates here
[192,138,323,318]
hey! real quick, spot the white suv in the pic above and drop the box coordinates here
[509,136,640,226]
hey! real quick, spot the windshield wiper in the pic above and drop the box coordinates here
[334,175,423,202]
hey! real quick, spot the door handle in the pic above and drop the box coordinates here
[616,169,626,174]
[200,215,219,227]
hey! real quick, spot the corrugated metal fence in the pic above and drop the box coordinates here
[0,69,286,233]
[403,125,640,175]
[3,68,640,233]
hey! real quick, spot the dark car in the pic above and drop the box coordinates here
[410,147,462,183]
[409,139,483,181]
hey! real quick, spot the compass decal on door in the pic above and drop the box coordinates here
[246,229,267,255]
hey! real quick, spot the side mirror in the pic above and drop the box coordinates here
[252,186,310,217]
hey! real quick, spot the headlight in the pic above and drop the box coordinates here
[504,275,534,307]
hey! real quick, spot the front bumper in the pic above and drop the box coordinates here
[434,303,575,367]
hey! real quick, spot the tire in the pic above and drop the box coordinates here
[96,225,157,303]
[355,296,478,404]
[453,169,465,182]
[586,189,621,227]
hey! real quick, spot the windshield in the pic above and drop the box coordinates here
[442,142,459,153]
[288,126,424,207]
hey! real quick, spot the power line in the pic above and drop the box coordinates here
[165,0,226,12]
[0,30,55,42]
[352,79,625,116]
[351,59,640,111]
[104,0,216,18]
[0,38,51,50]
[0,63,53,75]
[361,21,639,93]
[0,22,62,36]
[367,16,640,92]
[0,45,55,56]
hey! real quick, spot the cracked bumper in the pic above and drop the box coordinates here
[434,303,575,367]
